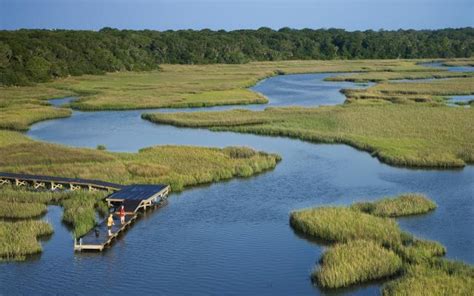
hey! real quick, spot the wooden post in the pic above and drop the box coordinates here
[69,183,80,191]
[15,179,27,186]
[0,179,11,185]
[51,182,63,190]
[34,181,46,189]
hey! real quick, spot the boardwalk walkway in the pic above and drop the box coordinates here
[0,172,123,191]
[0,172,170,252]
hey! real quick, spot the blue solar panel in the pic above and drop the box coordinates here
[107,184,168,201]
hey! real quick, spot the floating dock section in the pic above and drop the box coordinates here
[74,184,170,252]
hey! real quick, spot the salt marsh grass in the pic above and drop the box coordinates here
[0,131,280,192]
[0,220,53,261]
[0,201,47,219]
[314,240,403,288]
[382,260,474,296]
[351,193,437,217]
[326,71,473,83]
[144,104,474,168]
[290,207,402,247]
[0,58,445,131]
[290,194,472,293]
[60,191,109,237]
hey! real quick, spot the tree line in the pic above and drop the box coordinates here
[1,27,473,85]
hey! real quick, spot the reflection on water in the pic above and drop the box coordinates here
[1,72,473,295]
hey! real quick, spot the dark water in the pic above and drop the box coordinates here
[1,72,473,295]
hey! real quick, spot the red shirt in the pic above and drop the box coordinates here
[119,207,125,217]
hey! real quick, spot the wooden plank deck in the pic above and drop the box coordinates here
[74,214,137,251]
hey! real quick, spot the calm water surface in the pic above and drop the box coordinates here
[421,61,474,72]
[1,71,473,296]
[447,95,474,107]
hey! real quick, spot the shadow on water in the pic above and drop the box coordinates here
[1,69,472,295]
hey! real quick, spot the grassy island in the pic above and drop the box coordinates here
[289,194,474,294]
[290,207,402,247]
[351,193,437,217]
[144,104,474,168]
[0,220,53,261]
[0,131,280,192]
[315,240,403,288]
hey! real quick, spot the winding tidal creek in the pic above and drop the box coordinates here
[1,70,473,295]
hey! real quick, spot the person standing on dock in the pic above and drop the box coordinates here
[107,214,115,236]
[119,205,126,224]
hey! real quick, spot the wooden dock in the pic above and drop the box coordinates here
[74,184,170,252]
[74,214,138,251]
[0,171,171,252]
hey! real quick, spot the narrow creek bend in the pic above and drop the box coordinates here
[1,72,472,295]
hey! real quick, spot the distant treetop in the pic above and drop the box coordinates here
[0,27,473,85]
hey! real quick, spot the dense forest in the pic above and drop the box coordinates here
[1,27,473,85]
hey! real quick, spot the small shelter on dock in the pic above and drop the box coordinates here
[106,184,170,213]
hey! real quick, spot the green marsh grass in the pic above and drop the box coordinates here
[441,58,474,67]
[0,187,110,259]
[144,104,474,168]
[0,130,280,260]
[314,240,403,288]
[45,59,436,111]
[382,260,474,296]
[290,194,472,293]
[289,207,402,247]
[0,85,73,131]
[0,58,451,131]
[0,201,47,219]
[351,193,437,217]
[325,71,474,83]
[396,236,446,264]
[0,220,53,261]
[1,59,472,263]
[0,131,280,192]
[343,77,474,104]
[0,186,108,238]
[0,186,64,203]
[60,191,109,237]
